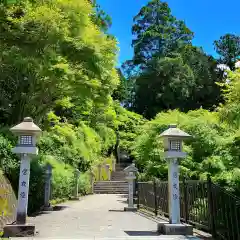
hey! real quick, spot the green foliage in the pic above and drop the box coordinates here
[132,109,240,193]
[214,34,240,70]
[123,0,223,119]
[0,0,119,125]
[219,69,240,127]
[39,120,102,171]
[132,54,195,118]
[114,103,145,151]
[131,0,193,66]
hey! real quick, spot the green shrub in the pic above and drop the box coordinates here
[132,109,240,192]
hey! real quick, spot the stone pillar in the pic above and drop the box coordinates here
[73,169,80,200]
[98,164,102,181]
[168,158,180,224]
[89,171,95,194]
[105,164,111,181]
[16,154,31,224]
[128,173,134,208]
[43,164,53,211]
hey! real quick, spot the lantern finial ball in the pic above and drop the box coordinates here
[168,124,177,128]
[23,117,33,122]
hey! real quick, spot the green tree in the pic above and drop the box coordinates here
[89,0,112,32]
[131,0,193,67]
[123,0,222,118]
[132,54,195,118]
[219,69,240,127]
[112,69,129,104]
[214,34,240,70]
[180,45,223,110]
[0,0,119,124]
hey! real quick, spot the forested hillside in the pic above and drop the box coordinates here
[0,0,240,212]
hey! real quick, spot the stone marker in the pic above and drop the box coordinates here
[4,117,41,237]
[89,171,95,194]
[112,158,116,172]
[124,163,138,212]
[72,169,80,200]
[98,164,102,181]
[105,164,111,181]
[43,163,53,211]
[158,124,193,235]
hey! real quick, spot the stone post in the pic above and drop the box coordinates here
[16,154,31,223]
[89,171,95,194]
[124,164,138,212]
[73,169,80,200]
[98,164,102,181]
[168,158,180,224]
[105,164,111,181]
[43,163,53,211]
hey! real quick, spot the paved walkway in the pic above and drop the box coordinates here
[24,194,199,239]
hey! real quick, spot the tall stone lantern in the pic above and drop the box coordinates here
[4,117,41,237]
[124,163,138,212]
[158,124,192,235]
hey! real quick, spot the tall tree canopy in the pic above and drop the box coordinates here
[214,34,240,70]
[131,0,193,68]
[123,0,222,119]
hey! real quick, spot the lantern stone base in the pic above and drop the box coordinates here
[158,222,193,235]
[124,206,137,212]
[70,196,80,200]
[3,224,35,237]
[43,205,53,211]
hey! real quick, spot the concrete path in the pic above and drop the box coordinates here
[22,194,199,239]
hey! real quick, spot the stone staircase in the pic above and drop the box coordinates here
[93,163,128,194]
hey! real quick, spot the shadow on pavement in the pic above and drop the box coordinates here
[30,206,68,217]
[125,230,159,236]
[53,205,68,211]
[109,209,125,212]
[117,199,127,204]
[116,194,128,199]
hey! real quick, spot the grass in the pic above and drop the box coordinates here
[50,197,68,206]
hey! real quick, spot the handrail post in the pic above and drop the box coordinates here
[137,181,140,209]
[153,178,158,216]
[183,178,189,223]
[207,175,217,238]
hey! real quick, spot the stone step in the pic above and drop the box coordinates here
[111,172,126,181]
[93,181,129,194]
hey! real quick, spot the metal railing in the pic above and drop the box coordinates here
[138,176,240,239]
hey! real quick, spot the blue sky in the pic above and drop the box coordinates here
[98,0,240,65]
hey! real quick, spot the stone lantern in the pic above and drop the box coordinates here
[158,124,192,235]
[124,163,138,212]
[4,117,41,237]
